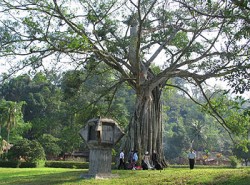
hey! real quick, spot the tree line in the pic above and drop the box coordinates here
[0,71,249,164]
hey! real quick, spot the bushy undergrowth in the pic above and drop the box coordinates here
[45,161,117,169]
[45,161,89,169]
[7,139,45,163]
[0,160,38,168]
[229,156,240,168]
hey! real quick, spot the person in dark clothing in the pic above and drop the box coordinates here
[152,150,163,170]
[128,150,134,165]
[152,150,158,167]
[118,150,126,169]
[142,160,148,170]
[124,150,134,169]
[188,149,196,169]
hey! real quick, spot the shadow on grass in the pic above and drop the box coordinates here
[1,168,250,185]
[0,170,87,185]
[207,172,250,185]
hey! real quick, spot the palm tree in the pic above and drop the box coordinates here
[0,100,25,153]
[189,120,207,150]
[6,103,17,145]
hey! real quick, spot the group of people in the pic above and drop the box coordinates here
[118,149,139,170]
[118,149,162,170]
[118,148,197,170]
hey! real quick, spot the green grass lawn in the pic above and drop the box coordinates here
[0,167,250,185]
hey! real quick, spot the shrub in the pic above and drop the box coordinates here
[8,138,45,162]
[19,161,37,168]
[0,160,18,168]
[0,160,38,168]
[38,134,62,159]
[229,156,240,168]
[45,161,117,169]
[45,161,89,169]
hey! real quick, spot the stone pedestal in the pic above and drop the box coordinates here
[89,147,112,175]
[79,117,124,179]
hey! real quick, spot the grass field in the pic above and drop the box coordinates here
[0,167,250,185]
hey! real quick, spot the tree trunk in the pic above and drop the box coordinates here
[123,13,167,167]
[124,85,167,167]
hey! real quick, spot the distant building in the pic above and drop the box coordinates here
[63,151,89,162]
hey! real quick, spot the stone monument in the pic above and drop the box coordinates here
[79,117,124,179]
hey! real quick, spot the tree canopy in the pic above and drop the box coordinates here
[0,0,249,91]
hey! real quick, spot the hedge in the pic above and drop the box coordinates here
[45,161,117,169]
[168,165,232,169]
[0,161,37,168]
[45,161,89,169]
[0,160,116,169]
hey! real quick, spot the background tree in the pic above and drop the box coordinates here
[0,68,134,159]
[1,72,240,163]
[162,85,234,163]
[0,0,249,165]
[203,93,250,143]
[0,100,28,145]
[38,134,62,160]
[233,143,250,166]
[0,73,64,138]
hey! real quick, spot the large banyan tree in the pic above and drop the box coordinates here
[0,0,249,165]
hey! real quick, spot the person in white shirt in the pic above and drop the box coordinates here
[188,149,196,169]
[118,150,126,169]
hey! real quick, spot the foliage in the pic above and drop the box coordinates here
[233,142,250,166]
[0,72,80,155]
[202,93,250,146]
[0,160,38,168]
[162,87,233,162]
[0,70,133,159]
[0,100,27,137]
[0,99,30,156]
[45,161,88,169]
[0,160,19,168]
[0,71,248,163]
[0,73,63,137]
[2,72,246,163]
[38,134,62,159]
[229,156,240,168]
[61,68,133,127]
[8,138,45,162]
[0,0,249,92]
[18,161,38,168]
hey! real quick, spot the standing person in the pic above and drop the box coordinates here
[152,150,158,167]
[188,149,196,169]
[118,150,126,169]
[128,150,134,169]
[132,150,138,170]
